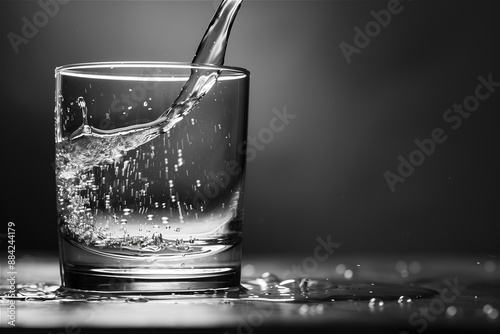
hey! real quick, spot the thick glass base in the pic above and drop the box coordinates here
[58,236,242,293]
[60,266,241,293]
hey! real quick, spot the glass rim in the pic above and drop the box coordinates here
[55,61,250,77]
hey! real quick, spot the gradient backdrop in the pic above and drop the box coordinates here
[1,0,499,258]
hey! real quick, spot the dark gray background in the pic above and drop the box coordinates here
[1,0,499,257]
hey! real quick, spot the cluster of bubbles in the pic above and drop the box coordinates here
[59,206,198,254]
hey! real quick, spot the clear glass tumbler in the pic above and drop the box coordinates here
[54,62,249,293]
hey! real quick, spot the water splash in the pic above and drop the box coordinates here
[57,0,244,175]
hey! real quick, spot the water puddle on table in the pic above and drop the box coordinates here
[1,273,437,303]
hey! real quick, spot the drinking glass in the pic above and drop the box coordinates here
[54,62,249,293]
